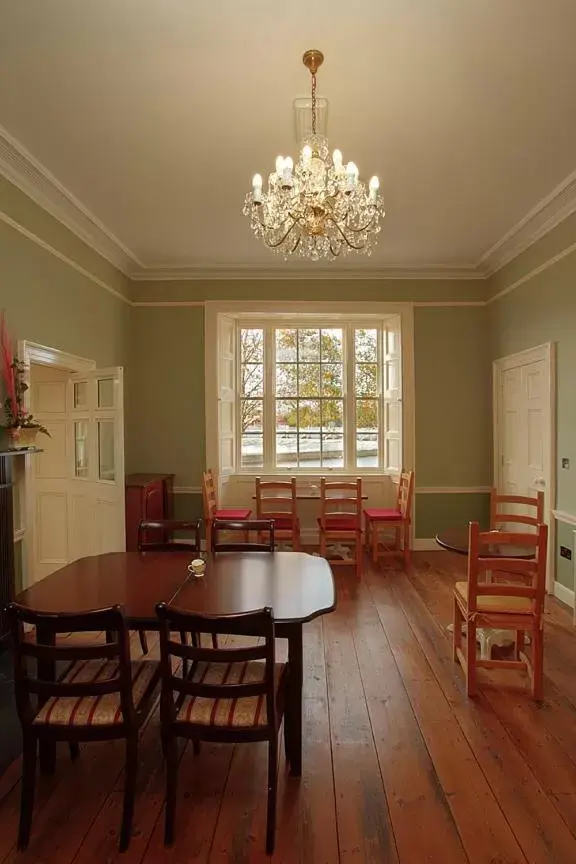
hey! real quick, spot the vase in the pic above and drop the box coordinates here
[5,426,39,450]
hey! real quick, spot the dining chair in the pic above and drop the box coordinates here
[156,604,286,854]
[490,488,544,530]
[452,521,548,699]
[255,477,301,550]
[318,478,363,578]
[202,469,252,550]
[211,518,275,552]
[363,469,414,566]
[134,518,203,656]
[7,603,161,851]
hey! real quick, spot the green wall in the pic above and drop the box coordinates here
[489,222,576,589]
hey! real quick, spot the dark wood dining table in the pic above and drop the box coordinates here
[435,527,536,559]
[14,550,336,777]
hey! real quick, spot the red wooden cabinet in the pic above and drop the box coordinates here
[124,473,174,551]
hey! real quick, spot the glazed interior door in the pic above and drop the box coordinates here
[70,368,126,556]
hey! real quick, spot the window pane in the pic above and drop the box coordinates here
[74,420,89,478]
[298,363,320,397]
[241,363,263,397]
[357,399,378,430]
[321,329,343,362]
[355,363,378,396]
[298,329,320,362]
[276,329,297,362]
[74,382,87,409]
[241,435,263,468]
[98,421,115,481]
[98,378,114,408]
[240,399,262,433]
[298,433,321,467]
[355,328,378,362]
[241,328,264,363]
[321,364,343,396]
[276,364,297,397]
[276,399,297,431]
[298,400,321,430]
[322,400,343,429]
[276,434,298,467]
[357,433,379,468]
[322,434,344,467]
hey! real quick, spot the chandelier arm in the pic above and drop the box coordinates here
[326,216,366,251]
[263,218,300,249]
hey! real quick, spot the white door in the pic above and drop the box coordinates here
[30,366,125,582]
[494,345,554,581]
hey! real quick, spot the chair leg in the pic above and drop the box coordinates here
[515,629,525,661]
[211,632,218,649]
[403,522,411,567]
[531,626,544,701]
[179,631,188,678]
[119,736,138,852]
[164,736,178,846]
[139,630,149,656]
[319,530,326,559]
[355,532,362,579]
[69,742,80,761]
[266,738,278,855]
[17,736,37,850]
[372,520,379,564]
[452,597,462,663]
[465,620,478,697]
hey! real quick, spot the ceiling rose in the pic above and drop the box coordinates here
[243,50,385,261]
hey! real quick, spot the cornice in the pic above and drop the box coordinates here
[0,124,141,274]
[130,265,484,281]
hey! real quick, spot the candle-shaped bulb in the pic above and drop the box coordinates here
[282,155,294,183]
[369,176,379,202]
[346,161,359,188]
[275,155,285,176]
[302,144,312,166]
[333,149,343,170]
[252,173,263,203]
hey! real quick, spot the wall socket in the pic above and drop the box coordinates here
[560,546,572,561]
[562,457,570,469]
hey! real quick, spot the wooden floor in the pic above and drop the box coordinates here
[2,550,576,863]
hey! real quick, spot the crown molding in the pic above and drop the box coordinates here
[0,124,142,274]
[479,168,576,276]
[130,265,484,281]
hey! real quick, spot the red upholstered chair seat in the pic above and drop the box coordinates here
[214,508,252,520]
[364,508,402,522]
[317,517,360,532]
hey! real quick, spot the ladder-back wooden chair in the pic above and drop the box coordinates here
[7,603,161,851]
[255,477,301,550]
[318,478,363,578]
[452,521,548,699]
[489,489,544,584]
[363,469,414,566]
[156,604,286,854]
[202,469,251,550]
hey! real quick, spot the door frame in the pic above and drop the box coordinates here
[492,342,556,592]
[18,340,95,586]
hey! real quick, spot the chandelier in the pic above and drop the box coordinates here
[243,50,384,261]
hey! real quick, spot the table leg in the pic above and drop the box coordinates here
[285,625,303,777]
[36,623,56,775]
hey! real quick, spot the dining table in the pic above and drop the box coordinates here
[13,549,336,777]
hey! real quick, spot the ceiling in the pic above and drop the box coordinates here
[1,0,576,276]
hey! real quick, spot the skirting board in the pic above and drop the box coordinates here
[554,581,575,609]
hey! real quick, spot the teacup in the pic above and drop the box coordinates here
[188,558,206,577]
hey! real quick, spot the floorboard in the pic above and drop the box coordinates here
[2,553,576,863]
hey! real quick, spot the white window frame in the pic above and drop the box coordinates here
[205,301,415,480]
[236,320,387,474]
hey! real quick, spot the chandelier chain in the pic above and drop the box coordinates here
[311,72,317,135]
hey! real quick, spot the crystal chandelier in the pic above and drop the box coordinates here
[243,50,384,261]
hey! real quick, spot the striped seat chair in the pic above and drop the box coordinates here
[7,603,161,852]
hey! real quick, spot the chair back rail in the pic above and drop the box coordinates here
[211,519,275,552]
[6,604,136,729]
[202,469,218,522]
[490,489,544,530]
[156,604,276,724]
[397,470,415,519]
[320,478,362,529]
[137,519,201,553]
[466,522,548,614]
[256,477,298,523]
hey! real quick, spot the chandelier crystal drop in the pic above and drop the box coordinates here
[243,50,385,261]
